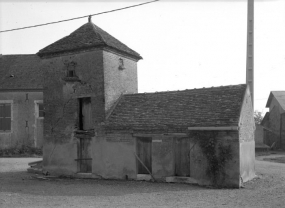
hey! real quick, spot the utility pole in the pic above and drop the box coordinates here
[246,0,254,108]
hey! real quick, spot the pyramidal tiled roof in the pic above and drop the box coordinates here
[37,22,142,60]
[104,84,247,133]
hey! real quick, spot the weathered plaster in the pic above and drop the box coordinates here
[103,50,138,112]
[189,131,240,187]
[0,92,43,149]
[238,87,255,183]
[92,134,137,179]
[43,140,77,175]
[151,135,175,178]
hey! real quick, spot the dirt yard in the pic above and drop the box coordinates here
[0,154,285,208]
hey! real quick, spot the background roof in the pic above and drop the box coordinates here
[266,91,285,110]
[0,55,43,90]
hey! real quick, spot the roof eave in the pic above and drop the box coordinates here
[36,44,106,58]
[265,92,273,108]
[103,46,142,61]
[37,44,142,61]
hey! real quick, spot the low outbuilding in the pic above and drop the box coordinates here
[93,84,255,187]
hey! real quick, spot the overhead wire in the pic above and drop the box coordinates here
[0,0,159,33]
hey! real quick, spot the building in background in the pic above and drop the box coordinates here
[261,91,285,149]
[0,55,43,149]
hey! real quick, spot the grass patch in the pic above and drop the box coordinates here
[263,157,285,164]
[0,145,42,157]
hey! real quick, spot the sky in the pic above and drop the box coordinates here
[0,0,284,114]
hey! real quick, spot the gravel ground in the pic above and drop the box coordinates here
[0,155,284,208]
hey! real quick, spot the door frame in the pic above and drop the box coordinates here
[34,100,43,147]
[136,137,152,175]
[76,137,92,173]
[174,137,190,177]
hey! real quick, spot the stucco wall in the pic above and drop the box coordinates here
[92,134,137,179]
[103,50,138,112]
[92,134,175,180]
[189,131,240,187]
[43,139,77,175]
[0,91,43,149]
[42,49,139,171]
[41,49,105,171]
[91,132,240,187]
[239,87,255,183]
[151,135,175,178]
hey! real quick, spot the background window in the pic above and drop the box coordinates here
[67,69,75,77]
[38,103,44,118]
[0,104,11,131]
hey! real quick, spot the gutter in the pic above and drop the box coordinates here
[188,126,239,131]
[0,88,43,92]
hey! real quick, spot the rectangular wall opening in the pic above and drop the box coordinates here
[174,138,190,177]
[137,137,152,174]
[78,97,91,130]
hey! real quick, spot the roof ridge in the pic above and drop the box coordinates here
[124,84,246,96]
[90,23,107,45]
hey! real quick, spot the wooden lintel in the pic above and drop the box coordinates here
[133,133,187,137]
[188,126,239,131]
[75,158,92,161]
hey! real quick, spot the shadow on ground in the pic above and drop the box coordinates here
[0,170,205,197]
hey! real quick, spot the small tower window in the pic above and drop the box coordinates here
[66,61,77,77]
[118,58,125,70]
[67,69,75,77]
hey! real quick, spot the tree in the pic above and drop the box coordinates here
[254,110,264,124]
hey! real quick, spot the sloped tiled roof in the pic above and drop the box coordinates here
[0,55,43,90]
[37,22,142,60]
[266,91,285,111]
[104,84,247,133]
[261,112,269,126]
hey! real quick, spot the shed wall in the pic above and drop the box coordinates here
[239,88,255,182]
[92,134,137,179]
[92,132,240,187]
[189,131,240,187]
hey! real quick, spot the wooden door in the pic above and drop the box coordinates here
[77,138,92,173]
[137,137,152,174]
[175,138,190,177]
[79,97,91,130]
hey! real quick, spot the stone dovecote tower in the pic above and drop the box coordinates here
[37,20,142,174]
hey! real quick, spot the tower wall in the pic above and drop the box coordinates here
[103,50,138,112]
